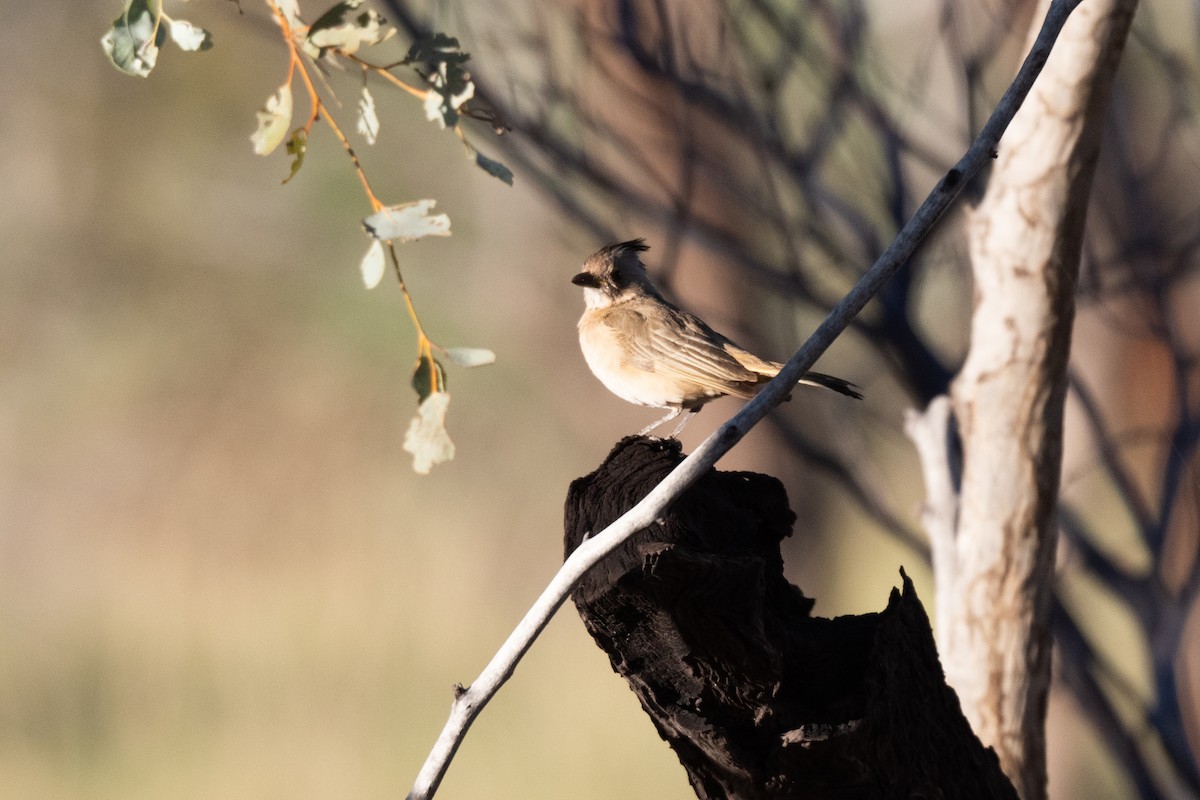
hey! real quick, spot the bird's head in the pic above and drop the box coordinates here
[572,239,655,310]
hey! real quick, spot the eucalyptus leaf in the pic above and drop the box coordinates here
[274,0,303,30]
[403,33,469,69]
[404,33,475,130]
[444,347,496,368]
[474,151,513,185]
[308,0,365,35]
[167,19,213,52]
[251,83,293,156]
[422,89,448,128]
[283,128,307,184]
[357,86,380,145]
[423,65,475,129]
[362,200,451,242]
[411,354,447,402]
[360,239,386,289]
[303,0,393,58]
[404,391,455,474]
[101,0,165,78]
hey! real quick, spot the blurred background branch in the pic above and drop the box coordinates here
[382,0,1200,796]
[2,1,1198,797]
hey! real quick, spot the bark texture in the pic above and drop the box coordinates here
[565,437,1018,799]
[925,1,1138,798]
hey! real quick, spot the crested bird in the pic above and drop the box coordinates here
[572,239,861,437]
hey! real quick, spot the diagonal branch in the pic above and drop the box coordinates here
[405,2,1085,797]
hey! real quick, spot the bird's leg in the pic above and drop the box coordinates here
[638,407,682,437]
[669,408,699,438]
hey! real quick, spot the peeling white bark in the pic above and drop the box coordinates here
[915,2,1138,799]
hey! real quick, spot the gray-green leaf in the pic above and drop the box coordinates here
[405,33,475,130]
[357,86,380,145]
[283,128,307,184]
[167,19,213,52]
[274,0,303,30]
[404,391,455,474]
[474,151,513,185]
[303,0,394,58]
[360,239,386,289]
[444,347,496,368]
[422,65,475,129]
[402,33,469,70]
[362,200,451,242]
[251,83,294,156]
[101,0,165,78]
[411,354,447,402]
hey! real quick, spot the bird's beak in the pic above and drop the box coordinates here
[572,272,601,288]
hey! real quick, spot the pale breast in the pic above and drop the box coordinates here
[578,313,717,409]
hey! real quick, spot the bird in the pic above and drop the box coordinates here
[572,239,861,437]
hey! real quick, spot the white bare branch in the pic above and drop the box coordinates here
[915,1,1138,797]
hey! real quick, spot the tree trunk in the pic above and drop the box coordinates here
[909,2,1138,797]
[565,437,1018,799]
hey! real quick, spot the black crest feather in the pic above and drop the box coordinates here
[600,238,649,258]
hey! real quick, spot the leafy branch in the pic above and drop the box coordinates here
[101,0,510,473]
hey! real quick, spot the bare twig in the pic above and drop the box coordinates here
[405,3,1085,797]
[771,414,928,555]
[904,396,961,639]
[1068,369,1156,536]
[1052,598,1163,800]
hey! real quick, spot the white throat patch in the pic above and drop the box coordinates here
[581,285,612,310]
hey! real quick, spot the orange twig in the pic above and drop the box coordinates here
[265,0,384,210]
[262,2,429,345]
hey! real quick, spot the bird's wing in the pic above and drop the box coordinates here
[603,304,766,395]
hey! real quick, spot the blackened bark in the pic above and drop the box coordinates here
[564,437,1017,800]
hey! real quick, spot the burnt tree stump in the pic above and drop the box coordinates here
[564,436,1017,800]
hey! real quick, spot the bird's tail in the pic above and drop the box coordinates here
[729,345,862,399]
[797,371,863,400]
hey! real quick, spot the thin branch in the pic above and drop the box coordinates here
[1057,505,1154,626]
[1150,289,1200,553]
[904,396,961,635]
[1052,597,1165,800]
[406,3,1085,796]
[1068,369,1157,536]
[770,414,928,555]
